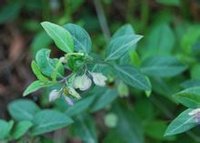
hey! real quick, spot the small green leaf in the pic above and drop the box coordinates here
[35,49,52,76]
[35,49,64,78]
[141,56,187,77]
[0,120,14,140]
[23,80,51,96]
[8,99,40,121]
[144,23,175,57]
[41,21,74,53]
[64,23,92,53]
[173,86,200,108]
[51,59,63,81]
[191,64,200,80]
[31,110,73,136]
[71,115,97,143]
[31,61,49,82]
[65,96,95,116]
[164,109,197,136]
[91,88,118,112]
[181,80,200,89]
[105,35,142,61]
[105,24,141,61]
[112,24,135,39]
[12,121,33,140]
[181,25,200,55]
[114,65,151,91]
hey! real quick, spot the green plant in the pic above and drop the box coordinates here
[1,21,150,142]
[24,21,150,104]
[1,18,200,142]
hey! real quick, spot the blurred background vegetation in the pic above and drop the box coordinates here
[1,0,200,142]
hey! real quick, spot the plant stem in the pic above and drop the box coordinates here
[93,0,111,42]
[65,52,84,58]
[140,0,149,32]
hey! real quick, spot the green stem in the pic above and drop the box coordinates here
[65,52,84,58]
[140,0,149,32]
[93,0,111,42]
[51,58,63,81]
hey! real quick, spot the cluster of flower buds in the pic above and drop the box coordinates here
[48,72,107,105]
[73,72,107,91]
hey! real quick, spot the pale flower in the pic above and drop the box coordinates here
[91,72,107,86]
[73,74,92,91]
[188,108,200,123]
[188,108,200,116]
[64,96,74,106]
[49,89,60,102]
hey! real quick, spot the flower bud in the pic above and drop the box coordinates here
[60,57,67,63]
[73,74,92,91]
[64,96,74,106]
[49,89,60,102]
[68,87,81,99]
[91,72,107,86]
[188,108,200,123]
[117,81,129,97]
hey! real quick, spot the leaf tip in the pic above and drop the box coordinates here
[22,91,28,97]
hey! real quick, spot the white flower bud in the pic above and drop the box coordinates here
[188,108,200,116]
[64,96,74,106]
[68,87,81,99]
[49,89,60,102]
[91,72,107,86]
[60,57,67,63]
[188,108,200,123]
[73,74,92,91]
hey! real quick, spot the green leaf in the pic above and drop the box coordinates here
[35,48,52,76]
[91,88,118,112]
[8,99,40,121]
[181,80,200,89]
[71,115,97,143]
[65,96,95,116]
[35,49,64,78]
[144,23,175,57]
[64,23,92,53]
[31,61,49,82]
[112,24,135,39]
[114,65,151,91]
[31,110,73,136]
[23,80,51,96]
[141,56,187,77]
[191,64,200,80]
[0,120,14,140]
[164,109,197,136]
[12,121,33,140]
[41,21,74,53]
[181,25,200,55]
[173,87,200,108]
[105,35,142,61]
